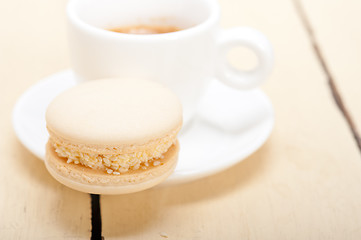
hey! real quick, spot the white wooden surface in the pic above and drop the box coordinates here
[1,0,361,239]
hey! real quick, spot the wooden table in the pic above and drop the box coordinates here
[1,0,361,239]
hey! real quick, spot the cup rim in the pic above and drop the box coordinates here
[67,0,220,40]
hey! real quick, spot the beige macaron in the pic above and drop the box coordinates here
[45,78,182,194]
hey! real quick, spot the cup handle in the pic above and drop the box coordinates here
[216,27,274,89]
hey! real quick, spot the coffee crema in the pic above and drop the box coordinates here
[108,24,182,34]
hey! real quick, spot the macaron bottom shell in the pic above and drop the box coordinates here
[45,141,179,195]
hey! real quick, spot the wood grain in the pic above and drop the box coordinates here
[299,0,361,150]
[1,0,361,239]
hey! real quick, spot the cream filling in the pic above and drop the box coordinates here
[52,137,175,174]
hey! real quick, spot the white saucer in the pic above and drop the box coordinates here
[13,70,274,186]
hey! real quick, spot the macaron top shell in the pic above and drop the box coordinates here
[46,78,182,146]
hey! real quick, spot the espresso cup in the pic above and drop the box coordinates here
[67,0,274,125]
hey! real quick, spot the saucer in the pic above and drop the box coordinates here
[12,70,274,186]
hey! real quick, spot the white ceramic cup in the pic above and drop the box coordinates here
[67,0,274,125]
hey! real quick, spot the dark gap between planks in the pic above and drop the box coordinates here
[293,0,361,152]
[90,194,104,240]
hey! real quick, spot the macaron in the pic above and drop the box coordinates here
[45,78,182,194]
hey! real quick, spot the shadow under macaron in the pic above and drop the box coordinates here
[100,139,273,238]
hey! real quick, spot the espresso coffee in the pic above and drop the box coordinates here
[108,24,181,34]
